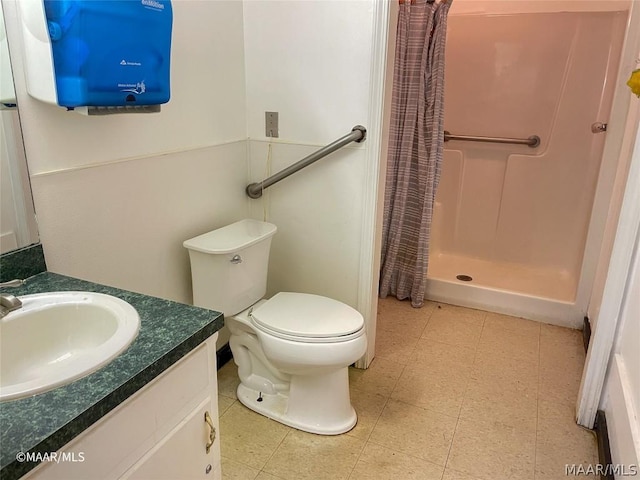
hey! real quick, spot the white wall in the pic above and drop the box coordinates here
[243,0,375,309]
[3,0,249,305]
[599,219,640,473]
[29,143,248,302]
[248,141,367,307]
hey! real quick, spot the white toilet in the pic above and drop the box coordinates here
[183,219,367,435]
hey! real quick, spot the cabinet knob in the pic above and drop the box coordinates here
[204,411,216,454]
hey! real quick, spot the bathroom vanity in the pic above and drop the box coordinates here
[0,272,224,480]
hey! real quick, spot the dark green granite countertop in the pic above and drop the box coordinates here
[0,272,223,480]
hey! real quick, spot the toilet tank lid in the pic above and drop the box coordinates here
[183,219,277,254]
[250,292,364,338]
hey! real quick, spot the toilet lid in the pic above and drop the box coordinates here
[249,292,364,339]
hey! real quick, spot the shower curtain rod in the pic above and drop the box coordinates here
[245,125,367,199]
[444,131,541,148]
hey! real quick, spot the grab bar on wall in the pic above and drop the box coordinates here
[246,125,367,199]
[444,131,541,148]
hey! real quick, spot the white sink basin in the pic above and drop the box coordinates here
[0,292,140,402]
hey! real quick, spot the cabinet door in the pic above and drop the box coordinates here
[122,397,220,480]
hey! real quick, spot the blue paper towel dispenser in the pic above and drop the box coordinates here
[18,0,172,111]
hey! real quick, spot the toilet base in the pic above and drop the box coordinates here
[235,368,358,435]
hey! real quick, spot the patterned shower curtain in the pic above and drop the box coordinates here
[379,0,451,308]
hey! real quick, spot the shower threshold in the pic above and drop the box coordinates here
[427,252,576,302]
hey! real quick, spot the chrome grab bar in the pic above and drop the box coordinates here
[246,125,367,199]
[444,131,540,148]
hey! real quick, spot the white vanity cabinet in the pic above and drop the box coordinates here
[23,335,221,480]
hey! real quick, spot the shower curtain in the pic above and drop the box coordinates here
[379,0,450,307]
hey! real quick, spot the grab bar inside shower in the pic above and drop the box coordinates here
[444,130,540,148]
[246,125,367,199]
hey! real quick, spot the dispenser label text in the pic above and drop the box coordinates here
[141,0,165,11]
[119,81,147,95]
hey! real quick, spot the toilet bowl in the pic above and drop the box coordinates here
[230,293,366,434]
[184,219,367,435]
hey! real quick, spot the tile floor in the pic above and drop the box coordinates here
[217,297,598,480]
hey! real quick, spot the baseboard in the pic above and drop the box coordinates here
[424,278,583,328]
[216,343,233,370]
[583,316,591,353]
[594,410,614,480]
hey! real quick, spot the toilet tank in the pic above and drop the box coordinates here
[183,219,277,316]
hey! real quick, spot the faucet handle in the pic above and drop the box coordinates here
[0,293,23,318]
[0,279,25,288]
[0,294,22,309]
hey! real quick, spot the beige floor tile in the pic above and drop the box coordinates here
[537,398,582,434]
[538,324,584,406]
[538,344,584,405]
[539,346,584,375]
[349,442,443,480]
[262,429,364,480]
[368,399,457,466]
[477,323,539,366]
[392,341,475,417]
[538,325,585,405]
[255,473,285,480]
[221,456,260,480]
[216,300,593,480]
[347,388,388,440]
[441,468,484,480]
[540,323,583,347]
[535,400,598,479]
[430,303,487,324]
[420,309,484,348]
[391,363,470,417]
[483,312,541,337]
[349,358,405,397]
[410,338,478,369]
[460,376,538,430]
[218,361,241,399]
[375,328,422,365]
[447,417,536,480]
[391,364,469,417]
[219,395,236,416]
[540,326,584,366]
[471,348,539,394]
[376,297,436,338]
[535,434,598,479]
[538,370,582,407]
[220,403,290,470]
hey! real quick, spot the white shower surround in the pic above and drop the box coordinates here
[424,9,628,327]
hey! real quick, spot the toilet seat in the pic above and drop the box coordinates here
[249,292,365,344]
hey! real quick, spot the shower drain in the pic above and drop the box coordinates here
[456,274,473,282]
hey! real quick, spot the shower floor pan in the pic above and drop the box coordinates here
[425,252,581,328]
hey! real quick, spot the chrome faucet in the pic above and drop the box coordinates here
[0,294,22,318]
[0,279,25,318]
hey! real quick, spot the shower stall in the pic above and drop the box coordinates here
[425,9,627,326]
